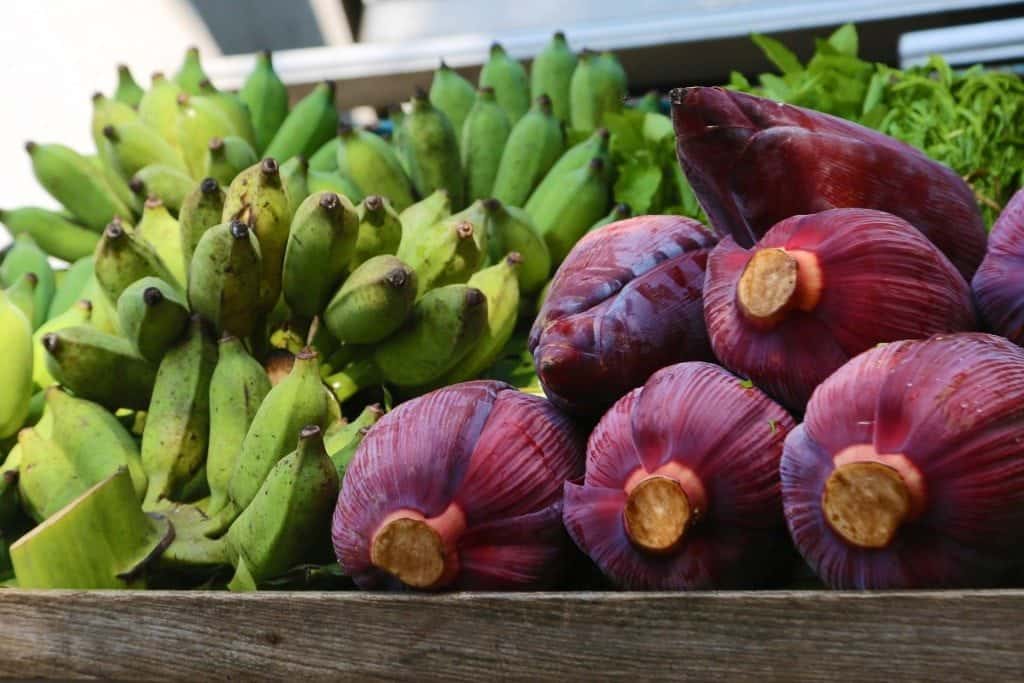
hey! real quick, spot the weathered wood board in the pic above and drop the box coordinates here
[1,590,1021,680]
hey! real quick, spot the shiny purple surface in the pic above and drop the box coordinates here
[973,189,1024,344]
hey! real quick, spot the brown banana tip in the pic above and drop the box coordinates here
[554,30,567,40]
[200,177,220,194]
[295,155,308,169]
[208,136,224,150]
[489,41,503,53]
[176,92,189,106]
[91,91,104,102]
[23,272,38,286]
[319,192,341,210]
[296,346,318,361]
[364,195,384,211]
[439,59,449,69]
[186,45,199,56]
[142,286,165,306]
[144,196,163,209]
[199,78,213,88]
[151,71,165,81]
[78,299,94,312]
[229,220,250,238]
[385,268,409,289]
[455,221,474,238]
[218,332,238,344]
[104,220,125,239]
[42,333,59,353]
[102,124,117,140]
[616,202,631,214]
[596,127,610,140]
[260,49,272,60]
[323,80,336,96]
[465,287,486,307]
[337,121,354,136]
[2,469,17,485]
[129,177,145,193]
[24,141,36,153]
[413,86,428,100]
[117,64,130,73]
[482,197,501,212]
[369,403,384,417]
[260,157,279,175]
[479,86,495,95]
[537,93,552,107]
[507,251,524,266]
[300,424,322,440]
[589,157,606,172]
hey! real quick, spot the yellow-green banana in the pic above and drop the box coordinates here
[429,61,476,144]
[0,289,32,439]
[478,42,530,124]
[569,49,625,133]
[91,92,137,174]
[0,234,55,330]
[80,275,120,335]
[138,72,184,148]
[15,428,87,523]
[177,92,237,179]
[197,80,256,148]
[103,120,187,177]
[589,202,632,232]
[280,156,309,214]
[324,403,382,477]
[0,209,97,264]
[113,64,144,108]
[47,256,93,319]
[397,214,486,296]
[129,165,194,213]
[460,87,510,202]
[530,31,576,123]
[203,136,258,186]
[323,254,417,344]
[282,191,359,318]
[5,273,37,328]
[335,124,414,211]
[179,177,225,264]
[264,81,337,162]
[117,277,189,363]
[135,197,187,287]
[33,299,92,389]
[399,90,464,209]
[398,189,450,237]
[187,220,262,338]
[308,136,340,172]
[307,169,363,202]
[530,157,611,264]
[491,94,565,207]
[479,198,550,294]
[173,46,209,95]
[636,90,661,114]
[351,195,402,270]
[239,50,289,154]
[525,127,609,214]
[140,316,217,509]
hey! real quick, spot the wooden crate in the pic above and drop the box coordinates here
[1,590,1022,680]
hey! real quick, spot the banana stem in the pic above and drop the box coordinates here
[326,358,381,404]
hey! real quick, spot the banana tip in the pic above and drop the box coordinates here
[144,196,163,210]
[42,333,59,354]
[364,195,384,211]
[465,287,486,307]
[142,286,165,306]
[319,193,341,211]
[229,220,250,239]
[24,141,36,153]
[208,136,225,151]
[200,177,220,194]
[129,176,145,194]
[260,157,280,176]
[300,424,322,440]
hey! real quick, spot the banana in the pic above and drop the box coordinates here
[569,49,625,133]
[388,104,409,174]
[114,64,144,108]
[307,169,363,202]
[45,387,147,500]
[335,124,414,211]
[117,277,189,363]
[0,234,55,330]
[5,273,37,327]
[203,136,258,186]
[90,93,140,205]
[187,220,262,338]
[308,137,340,172]
[225,424,338,591]
[478,42,530,124]
[135,197,187,286]
[323,254,417,344]
[129,165,194,213]
[42,326,156,409]
[80,275,120,335]
[25,141,134,231]
[398,189,450,237]
[282,192,360,318]
[351,195,402,270]
[47,256,93,319]
[264,81,337,162]
[240,50,289,154]
[588,202,632,232]
[91,154,144,219]
[323,403,382,477]
[140,316,217,509]
[635,90,661,114]
[429,61,476,143]
[0,289,32,439]
[530,157,611,264]
[530,31,577,123]
[397,214,486,296]
[206,334,272,516]
[197,80,256,147]
[221,159,292,313]
[280,156,310,214]
[525,127,609,214]
[399,90,464,209]
[103,120,188,177]
[597,51,628,93]
[226,347,329,515]
[179,177,225,264]
[480,198,550,294]
[138,73,184,148]
[32,299,92,389]
[460,87,511,204]
[177,93,237,179]
[173,46,209,95]
[491,95,565,207]
[15,428,87,522]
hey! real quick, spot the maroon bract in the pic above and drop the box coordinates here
[530,215,717,416]
[332,380,584,591]
[972,189,1024,344]
[671,86,987,279]
[782,333,1024,589]
[563,362,795,589]
[704,208,976,412]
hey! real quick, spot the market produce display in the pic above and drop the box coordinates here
[2,24,1024,592]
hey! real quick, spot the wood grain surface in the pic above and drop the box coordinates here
[1,590,1022,681]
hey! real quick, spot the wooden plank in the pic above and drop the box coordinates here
[1,590,1022,680]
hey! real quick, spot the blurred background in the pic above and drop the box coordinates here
[1,0,1022,242]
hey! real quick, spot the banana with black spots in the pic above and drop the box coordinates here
[188,220,262,338]
[179,177,225,264]
[399,90,464,209]
[351,195,402,271]
[323,255,417,345]
[117,277,189,363]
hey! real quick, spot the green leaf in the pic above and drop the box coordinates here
[827,24,859,57]
[614,161,662,215]
[728,70,752,90]
[739,379,754,390]
[751,33,804,75]
[604,110,647,156]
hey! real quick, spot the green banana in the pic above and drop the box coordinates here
[491,95,565,207]
[5,273,37,327]
[197,80,256,147]
[203,136,258,186]
[429,61,476,143]
[80,275,120,335]
[335,124,414,211]
[42,325,156,410]
[179,177,225,264]
[140,316,217,509]
[399,90,464,209]
[117,277,189,363]
[351,195,402,270]
[323,255,417,344]
[530,157,611,264]
[187,220,262,338]
[225,424,338,591]
[530,31,577,122]
[569,49,625,133]
[45,387,147,500]
[103,120,188,177]
[221,159,291,313]
[324,404,382,477]
[308,137,340,172]
[91,92,137,169]
[282,192,360,318]
[478,42,530,124]
[177,92,237,179]
[307,169,363,202]
[480,198,550,294]
[589,202,632,232]
[264,81,337,162]
[33,299,92,389]
[239,50,289,154]
[0,206,98,264]
[227,347,329,515]
[15,428,87,522]
[635,90,661,114]
[47,256,94,319]
[398,189,450,237]
[0,234,55,330]
[460,87,510,203]
[173,46,209,95]
[525,127,609,214]
[25,141,134,231]
[135,197,187,286]
[280,156,310,214]
[138,72,184,148]
[114,64,144,107]
[206,335,272,516]
[388,105,409,174]
[597,51,628,94]
[0,290,32,439]
[129,165,194,213]
[397,214,486,296]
